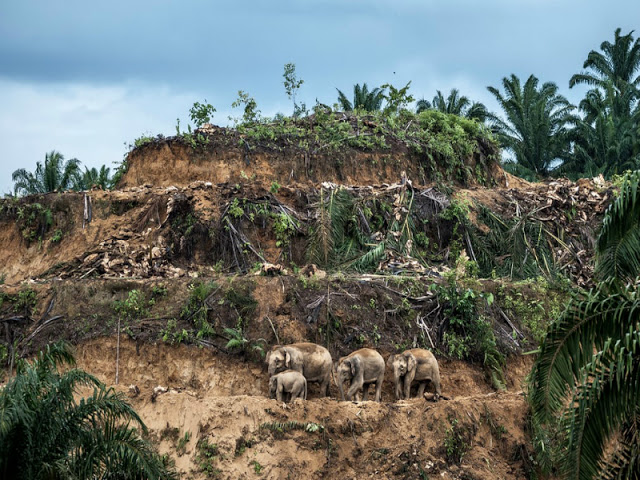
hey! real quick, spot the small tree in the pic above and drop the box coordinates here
[231,90,261,125]
[189,100,216,127]
[283,63,306,117]
[381,81,414,115]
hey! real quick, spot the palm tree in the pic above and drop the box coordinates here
[0,342,176,479]
[529,169,640,479]
[567,29,640,177]
[487,74,575,178]
[563,85,640,177]
[336,83,386,112]
[416,89,488,122]
[570,28,640,117]
[12,151,81,196]
[74,165,113,191]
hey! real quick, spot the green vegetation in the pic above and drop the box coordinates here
[336,82,386,112]
[181,281,218,338]
[12,150,80,196]
[444,417,472,465]
[487,74,575,179]
[0,342,175,479]
[431,277,505,389]
[195,438,221,478]
[283,62,305,117]
[529,169,640,478]
[259,421,325,434]
[74,165,113,190]
[416,88,488,122]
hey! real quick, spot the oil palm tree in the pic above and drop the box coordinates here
[336,83,386,112]
[12,150,81,196]
[568,29,640,177]
[570,28,640,117]
[487,74,575,178]
[74,165,113,191]
[0,342,176,479]
[563,85,640,177]
[416,88,488,122]
[529,169,640,479]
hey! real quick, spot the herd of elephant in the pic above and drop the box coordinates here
[266,342,441,403]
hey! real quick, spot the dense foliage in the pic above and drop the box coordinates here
[0,342,175,479]
[529,169,640,479]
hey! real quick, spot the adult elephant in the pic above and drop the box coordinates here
[334,348,385,402]
[266,343,332,397]
[387,348,441,400]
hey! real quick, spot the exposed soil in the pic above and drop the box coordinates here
[0,135,606,479]
[76,338,532,480]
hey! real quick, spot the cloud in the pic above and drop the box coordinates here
[0,78,207,194]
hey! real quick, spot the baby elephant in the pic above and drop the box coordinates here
[269,370,307,403]
[388,348,441,401]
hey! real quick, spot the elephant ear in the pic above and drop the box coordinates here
[404,352,417,373]
[265,350,272,365]
[285,350,292,368]
[387,354,395,367]
[350,356,360,377]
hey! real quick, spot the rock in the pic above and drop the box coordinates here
[128,384,140,397]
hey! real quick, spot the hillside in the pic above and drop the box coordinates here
[0,118,612,479]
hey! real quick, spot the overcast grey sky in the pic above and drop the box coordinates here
[0,0,638,193]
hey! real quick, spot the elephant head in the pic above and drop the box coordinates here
[266,347,292,376]
[388,352,417,400]
[335,356,361,401]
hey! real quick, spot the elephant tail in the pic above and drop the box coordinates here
[304,378,308,400]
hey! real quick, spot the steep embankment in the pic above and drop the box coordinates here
[75,338,532,480]
[118,113,504,189]
[0,113,611,478]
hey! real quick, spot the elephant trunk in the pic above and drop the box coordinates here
[336,373,346,401]
[393,371,403,400]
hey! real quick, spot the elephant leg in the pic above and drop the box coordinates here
[290,389,299,402]
[375,377,383,402]
[403,373,416,399]
[276,385,283,403]
[417,382,427,398]
[321,372,330,397]
[362,383,370,401]
[346,378,363,401]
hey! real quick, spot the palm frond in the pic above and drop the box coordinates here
[596,170,640,283]
[561,325,640,480]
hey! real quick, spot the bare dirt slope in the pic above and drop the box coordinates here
[77,338,532,480]
[0,129,608,479]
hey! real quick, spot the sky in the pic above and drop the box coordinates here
[0,0,638,194]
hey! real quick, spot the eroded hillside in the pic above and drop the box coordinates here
[0,118,612,479]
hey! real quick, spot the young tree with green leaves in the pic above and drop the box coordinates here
[487,74,575,178]
[529,169,640,479]
[12,150,81,196]
[283,63,305,117]
[0,342,175,479]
